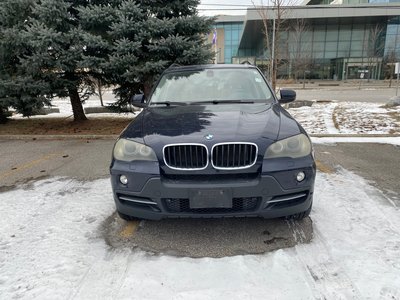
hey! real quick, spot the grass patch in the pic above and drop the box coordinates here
[388,111,400,134]
[0,117,133,135]
[388,111,400,122]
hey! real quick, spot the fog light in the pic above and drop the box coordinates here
[119,175,128,185]
[296,171,305,182]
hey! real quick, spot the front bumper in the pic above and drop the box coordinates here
[110,158,316,220]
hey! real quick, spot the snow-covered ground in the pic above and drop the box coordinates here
[1,170,400,299]
[289,102,400,135]
[11,91,135,120]
[50,91,120,116]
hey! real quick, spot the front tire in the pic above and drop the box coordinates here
[286,199,312,220]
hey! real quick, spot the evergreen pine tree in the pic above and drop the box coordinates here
[20,0,110,121]
[1,0,213,121]
[0,0,51,123]
[101,0,214,107]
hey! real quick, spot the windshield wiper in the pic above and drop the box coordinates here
[190,100,254,105]
[150,101,187,106]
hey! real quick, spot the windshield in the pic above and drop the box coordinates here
[149,68,274,105]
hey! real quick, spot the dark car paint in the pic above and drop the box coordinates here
[120,104,303,143]
[110,64,315,220]
[123,64,303,143]
[118,103,305,175]
[110,154,315,220]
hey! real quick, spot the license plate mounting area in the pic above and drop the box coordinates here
[189,189,232,209]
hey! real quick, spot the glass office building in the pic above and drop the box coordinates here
[385,16,400,57]
[215,22,243,64]
[208,16,244,64]
[215,3,400,80]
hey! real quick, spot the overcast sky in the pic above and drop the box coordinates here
[198,0,303,16]
[199,0,257,16]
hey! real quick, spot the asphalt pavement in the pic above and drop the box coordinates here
[281,82,399,103]
[0,139,114,191]
[1,139,399,257]
[2,139,398,197]
[314,143,400,202]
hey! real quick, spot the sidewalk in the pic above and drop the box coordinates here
[280,79,395,89]
[280,80,400,103]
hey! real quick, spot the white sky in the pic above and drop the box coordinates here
[199,0,260,16]
[198,0,303,16]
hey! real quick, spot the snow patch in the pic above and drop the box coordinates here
[289,102,400,135]
[0,171,400,299]
[10,91,135,119]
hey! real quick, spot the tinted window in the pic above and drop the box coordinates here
[150,68,273,104]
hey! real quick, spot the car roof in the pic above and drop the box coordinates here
[164,64,257,73]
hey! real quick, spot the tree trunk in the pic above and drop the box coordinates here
[97,79,104,107]
[68,86,87,121]
[143,77,153,99]
[0,108,8,124]
[271,60,277,92]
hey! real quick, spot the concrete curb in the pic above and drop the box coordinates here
[0,134,400,140]
[311,134,400,138]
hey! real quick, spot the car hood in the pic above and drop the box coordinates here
[121,104,285,146]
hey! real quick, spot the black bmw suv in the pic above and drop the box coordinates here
[110,64,316,221]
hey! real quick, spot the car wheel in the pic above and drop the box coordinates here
[117,211,138,221]
[286,199,313,220]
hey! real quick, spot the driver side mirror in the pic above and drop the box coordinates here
[130,94,147,108]
[279,89,296,104]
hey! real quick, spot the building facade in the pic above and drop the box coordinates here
[207,16,244,64]
[213,2,400,80]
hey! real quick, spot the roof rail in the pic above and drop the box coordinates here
[167,63,182,69]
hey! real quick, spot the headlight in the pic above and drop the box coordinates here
[264,134,312,159]
[113,139,157,162]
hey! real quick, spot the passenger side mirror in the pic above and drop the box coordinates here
[130,94,147,108]
[279,89,296,104]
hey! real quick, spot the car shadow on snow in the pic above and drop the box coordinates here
[101,212,313,258]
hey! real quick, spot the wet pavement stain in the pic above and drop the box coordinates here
[101,212,314,258]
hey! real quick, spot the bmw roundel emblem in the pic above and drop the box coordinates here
[204,134,214,140]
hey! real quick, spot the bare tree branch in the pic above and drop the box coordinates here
[289,19,313,88]
[251,0,293,91]
[363,24,384,81]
